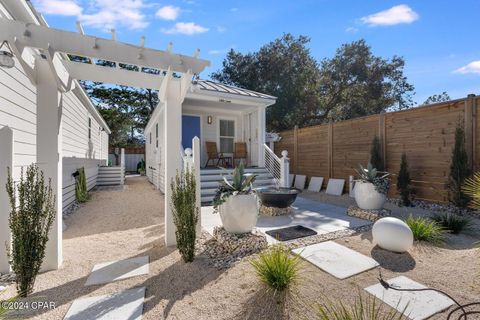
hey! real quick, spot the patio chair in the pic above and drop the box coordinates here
[205,141,227,167]
[233,142,248,167]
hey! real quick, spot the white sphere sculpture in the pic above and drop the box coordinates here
[372,217,413,253]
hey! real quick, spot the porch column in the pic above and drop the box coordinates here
[0,127,13,273]
[36,57,63,270]
[257,106,266,167]
[163,80,182,246]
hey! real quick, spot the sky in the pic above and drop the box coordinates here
[32,0,480,104]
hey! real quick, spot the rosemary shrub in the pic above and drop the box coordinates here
[6,165,56,297]
[74,167,88,203]
[170,168,199,262]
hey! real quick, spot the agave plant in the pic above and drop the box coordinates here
[355,162,391,195]
[212,161,257,213]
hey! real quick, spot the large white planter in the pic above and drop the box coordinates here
[219,194,258,234]
[354,181,386,210]
[372,217,413,253]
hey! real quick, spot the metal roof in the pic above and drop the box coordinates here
[194,80,277,101]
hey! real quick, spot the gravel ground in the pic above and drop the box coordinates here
[1,181,479,319]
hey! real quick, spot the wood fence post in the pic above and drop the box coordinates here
[379,112,387,170]
[328,123,333,179]
[293,125,298,174]
[465,94,475,172]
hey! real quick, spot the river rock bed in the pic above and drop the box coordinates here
[347,206,391,221]
[259,205,293,216]
[197,228,267,269]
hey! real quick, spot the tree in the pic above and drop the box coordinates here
[448,123,471,208]
[69,55,158,146]
[212,34,321,131]
[422,92,450,105]
[370,135,384,171]
[397,152,413,206]
[318,40,415,123]
[212,37,415,131]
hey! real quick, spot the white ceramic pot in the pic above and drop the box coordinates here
[354,181,386,210]
[372,217,414,253]
[219,194,259,233]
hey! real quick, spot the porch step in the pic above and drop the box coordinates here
[200,167,276,204]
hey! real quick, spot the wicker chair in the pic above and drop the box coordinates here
[233,142,248,167]
[205,141,227,167]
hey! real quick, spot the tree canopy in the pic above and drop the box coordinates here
[211,34,415,131]
[422,92,451,105]
[70,55,159,147]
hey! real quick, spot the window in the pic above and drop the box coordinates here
[219,119,235,153]
[88,118,91,139]
[149,132,152,144]
[155,123,158,148]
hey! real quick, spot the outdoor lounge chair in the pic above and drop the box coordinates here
[205,141,227,167]
[233,142,248,167]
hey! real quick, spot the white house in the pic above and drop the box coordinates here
[0,0,285,272]
[0,1,111,273]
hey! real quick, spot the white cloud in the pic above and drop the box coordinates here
[360,4,419,26]
[161,22,208,35]
[79,0,149,30]
[345,27,358,33]
[208,45,236,55]
[35,0,82,16]
[454,61,480,74]
[216,26,227,33]
[156,5,180,21]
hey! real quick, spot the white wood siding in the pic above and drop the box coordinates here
[0,57,37,180]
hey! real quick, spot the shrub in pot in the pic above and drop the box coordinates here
[213,162,258,233]
[354,163,390,210]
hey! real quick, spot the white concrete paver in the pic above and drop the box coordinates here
[85,256,149,286]
[64,287,146,320]
[293,241,379,279]
[365,276,454,320]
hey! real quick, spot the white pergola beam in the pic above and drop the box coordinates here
[0,18,210,75]
[63,60,165,89]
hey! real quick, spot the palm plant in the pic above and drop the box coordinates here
[463,172,480,209]
[355,163,391,195]
[212,161,257,213]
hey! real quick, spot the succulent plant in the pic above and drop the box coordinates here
[212,161,257,213]
[355,162,391,195]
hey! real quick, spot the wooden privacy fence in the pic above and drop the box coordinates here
[274,94,480,202]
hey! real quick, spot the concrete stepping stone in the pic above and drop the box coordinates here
[292,241,379,279]
[85,256,149,286]
[64,287,145,320]
[365,276,454,320]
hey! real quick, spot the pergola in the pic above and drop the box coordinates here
[0,16,210,270]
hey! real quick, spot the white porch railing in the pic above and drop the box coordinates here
[181,137,201,232]
[263,144,290,188]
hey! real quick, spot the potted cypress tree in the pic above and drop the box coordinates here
[213,162,258,233]
[354,163,390,210]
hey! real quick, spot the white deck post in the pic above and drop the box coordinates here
[280,150,290,188]
[257,106,266,167]
[120,148,125,184]
[163,80,183,246]
[192,136,201,233]
[0,127,13,273]
[36,57,63,270]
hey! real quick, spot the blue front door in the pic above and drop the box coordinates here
[182,115,201,149]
